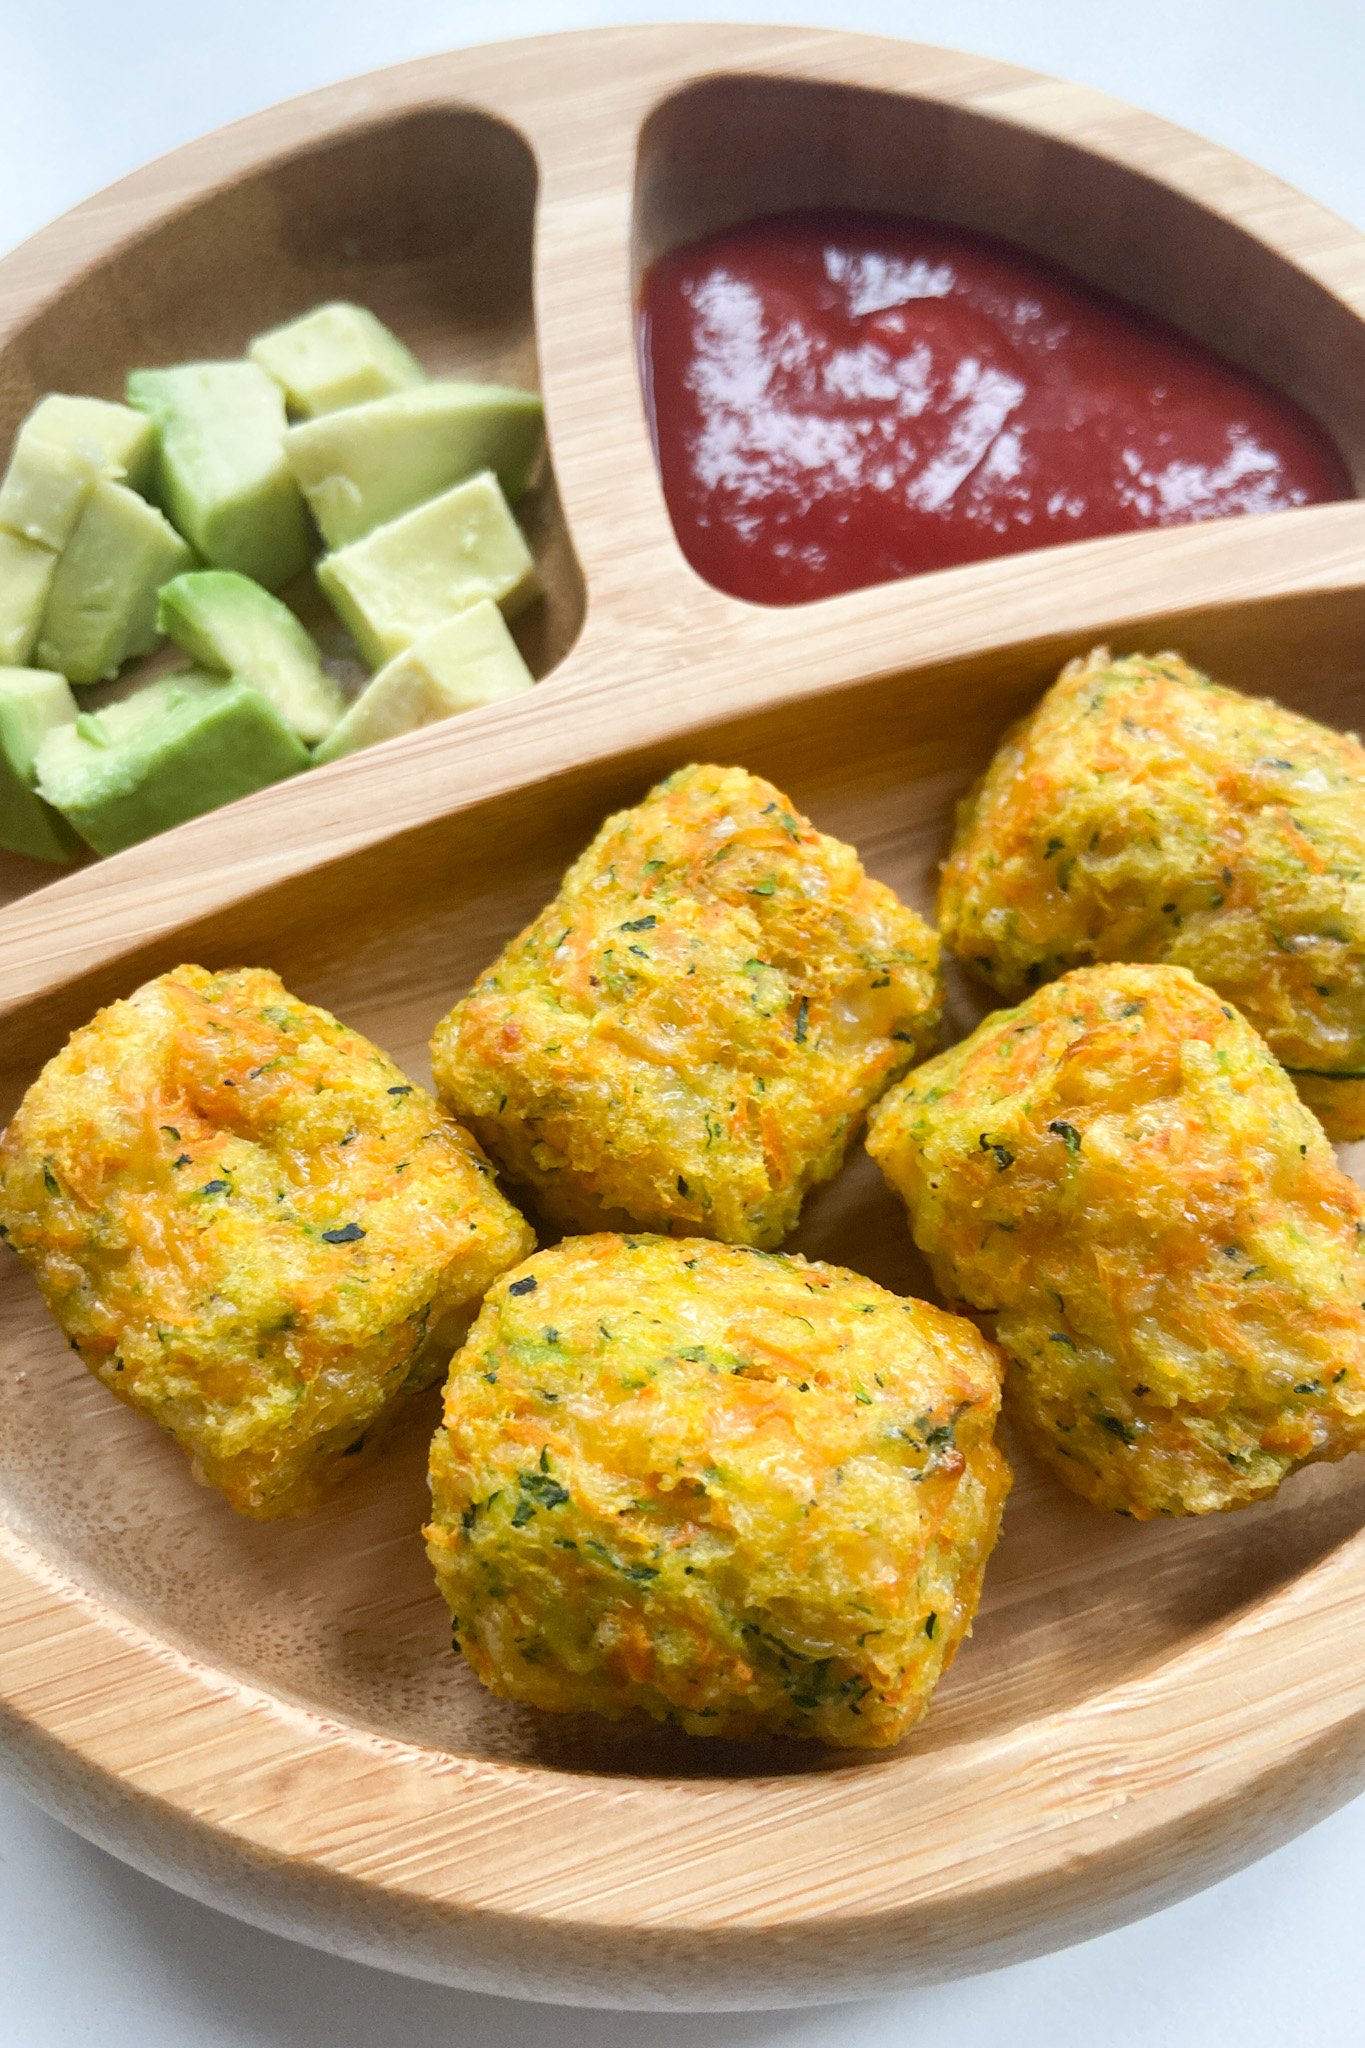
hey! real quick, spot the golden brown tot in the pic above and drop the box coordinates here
[939,650,1365,1138]
[0,965,533,1516]
[426,1233,1010,1746]
[867,962,1365,1517]
[431,763,942,1247]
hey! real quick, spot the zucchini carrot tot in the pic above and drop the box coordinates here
[0,965,533,1516]
[426,1233,1009,1747]
[431,763,942,1248]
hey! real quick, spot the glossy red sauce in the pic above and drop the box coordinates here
[639,210,1350,605]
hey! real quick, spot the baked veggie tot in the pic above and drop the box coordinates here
[426,1233,1010,1746]
[868,962,1365,1517]
[0,965,533,1516]
[431,762,942,1248]
[940,649,1365,1140]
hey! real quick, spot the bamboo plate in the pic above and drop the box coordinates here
[2,22,1365,2012]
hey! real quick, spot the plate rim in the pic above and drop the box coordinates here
[3,19,1365,2007]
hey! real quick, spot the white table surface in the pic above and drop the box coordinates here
[3,0,1365,2039]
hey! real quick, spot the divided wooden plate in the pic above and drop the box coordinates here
[2,23,1365,2011]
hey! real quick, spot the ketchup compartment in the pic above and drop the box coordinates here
[639,210,1351,607]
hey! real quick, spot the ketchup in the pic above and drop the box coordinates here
[639,210,1350,606]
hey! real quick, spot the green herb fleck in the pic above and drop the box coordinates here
[519,1469,570,1512]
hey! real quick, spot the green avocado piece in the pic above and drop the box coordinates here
[0,666,82,862]
[34,479,192,684]
[312,598,533,764]
[0,394,156,550]
[249,302,426,417]
[126,362,311,589]
[157,569,342,744]
[316,470,538,666]
[0,528,57,665]
[35,670,309,856]
[284,380,544,546]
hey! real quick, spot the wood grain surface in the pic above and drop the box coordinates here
[2,22,1365,2010]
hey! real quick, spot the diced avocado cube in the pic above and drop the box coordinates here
[0,528,57,665]
[25,395,155,485]
[157,569,342,745]
[0,395,156,550]
[35,479,192,684]
[316,471,538,666]
[35,670,309,855]
[0,439,98,555]
[284,380,544,546]
[126,362,311,589]
[0,666,82,862]
[312,599,533,764]
[248,302,426,417]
